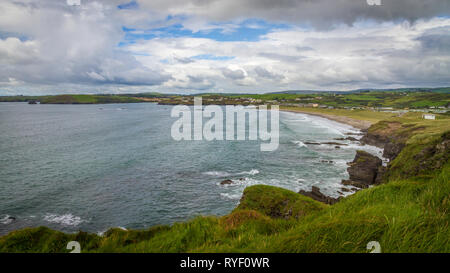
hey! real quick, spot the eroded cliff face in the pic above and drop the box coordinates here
[341,150,383,189]
[302,119,450,205]
[360,121,407,161]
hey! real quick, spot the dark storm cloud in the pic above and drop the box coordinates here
[139,0,450,27]
[222,68,246,80]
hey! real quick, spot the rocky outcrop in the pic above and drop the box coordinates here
[304,141,347,146]
[342,179,368,189]
[299,186,341,205]
[374,166,387,185]
[343,150,382,188]
[360,121,410,161]
[382,142,405,161]
[335,136,358,141]
[220,179,233,185]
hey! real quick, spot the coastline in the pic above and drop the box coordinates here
[280,108,372,130]
[1,105,448,252]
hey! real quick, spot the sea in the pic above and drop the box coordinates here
[0,102,384,235]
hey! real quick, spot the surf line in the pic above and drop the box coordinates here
[170,97,279,152]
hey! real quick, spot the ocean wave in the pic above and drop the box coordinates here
[43,213,85,226]
[0,215,14,225]
[203,171,231,177]
[204,169,259,177]
[220,193,242,200]
[292,141,307,148]
[238,169,259,176]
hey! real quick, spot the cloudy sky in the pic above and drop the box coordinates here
[0,0,449,95]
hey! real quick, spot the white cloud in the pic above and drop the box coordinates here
[0,0,449,94]
[122,17,450,92]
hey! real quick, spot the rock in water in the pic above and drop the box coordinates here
[299,186,341,205]
[220,179,233,185]
[344,150,382,188]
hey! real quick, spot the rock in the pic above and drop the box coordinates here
[342,179,368,189]
[343,150,382,188]
[322,142,347,146]
[360,122,407,161]
[346,136,358,141]
[335,137,358,141]
[304,141,347,146]
[335,146,340,149]
[320,160,334,164]
[374,166,387,184]
[299,186,341,205]
[383,142,405,161]
[220,179,233,185]
[340,187,352,192]
[345,132,365,136]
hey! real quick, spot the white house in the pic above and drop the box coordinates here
[422,114,436,120]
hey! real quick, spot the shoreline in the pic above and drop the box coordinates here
[280,108,372,130]
[0,105,378,237]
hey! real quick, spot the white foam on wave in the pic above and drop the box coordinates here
[220,193,242,200]
[239,169,259,176]
[204,169,259,177]
[282,111,360,136]
[203,171,231,177]
[43,213,85,226]
[292,140,307,148]
[341,143,386,160]
[0,215,14,225]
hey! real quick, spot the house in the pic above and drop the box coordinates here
[422,114,436,120]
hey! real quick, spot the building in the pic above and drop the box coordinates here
[422,114,436,120]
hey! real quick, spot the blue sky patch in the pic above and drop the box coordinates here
[119,18,291,45]
[118,1,138,10]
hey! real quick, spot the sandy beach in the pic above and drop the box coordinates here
[280,109,373,130]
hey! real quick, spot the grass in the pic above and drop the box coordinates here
[1,164,448,253]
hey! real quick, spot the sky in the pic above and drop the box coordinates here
[0,0,449,95]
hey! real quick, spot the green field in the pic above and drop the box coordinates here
[1,89,449,108]
[230,91,450,109]
[1,111,449,253]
